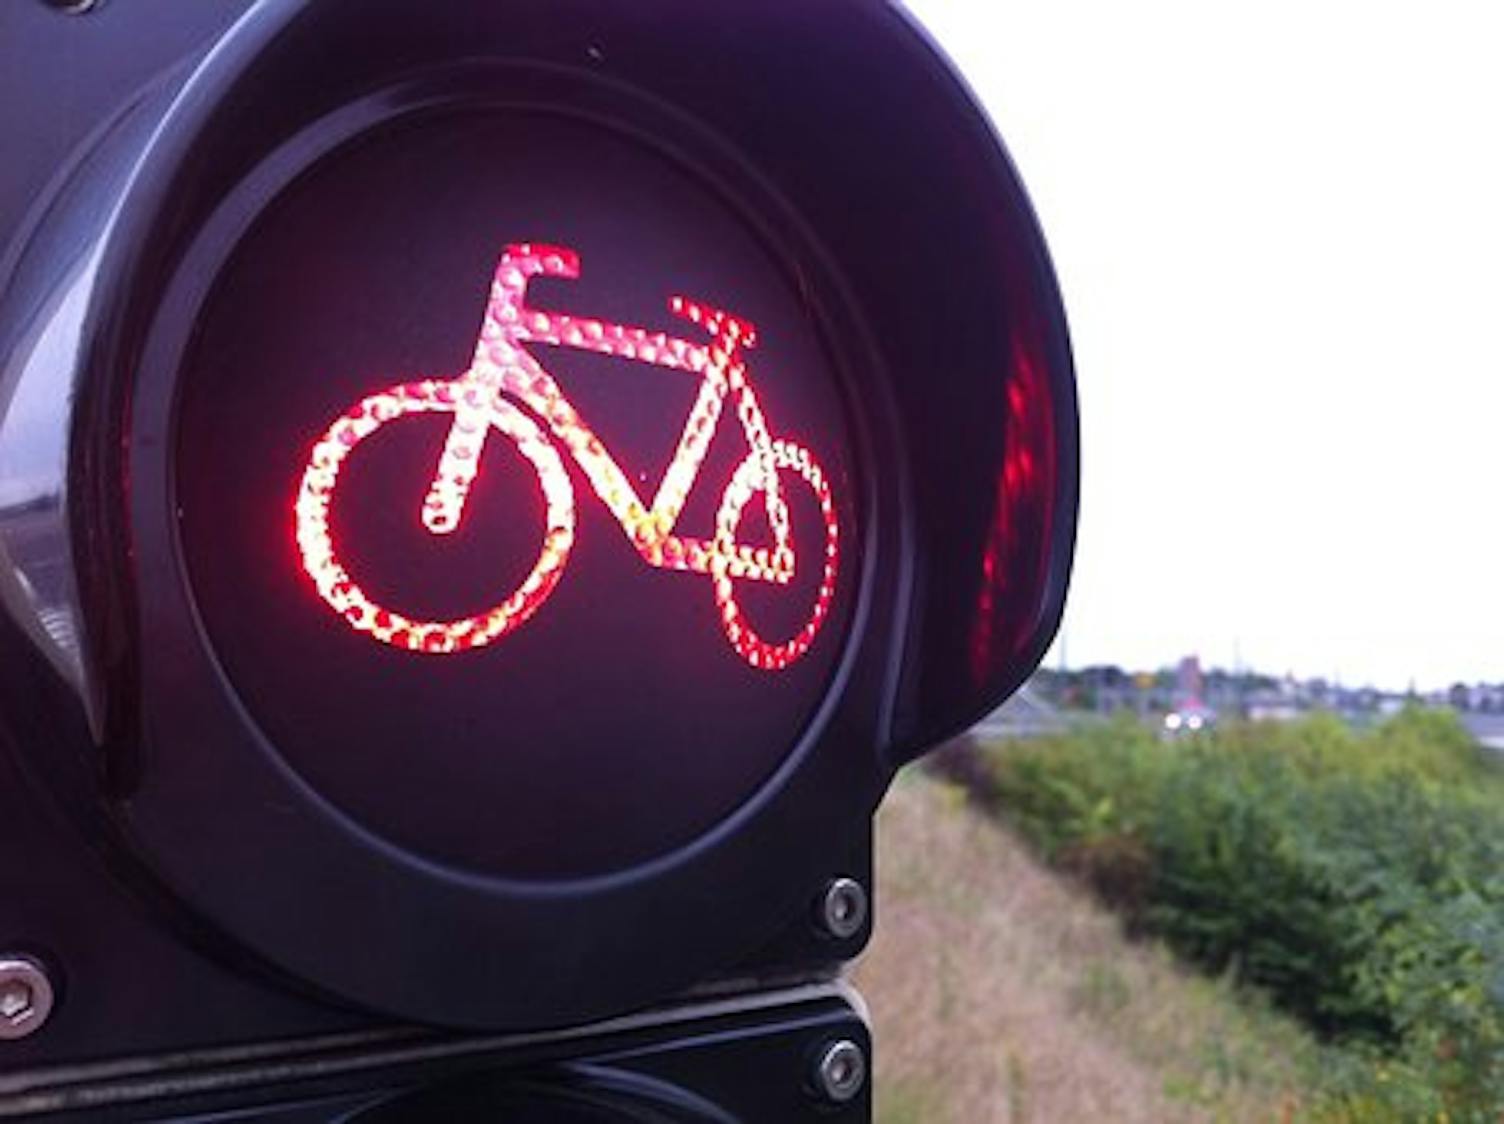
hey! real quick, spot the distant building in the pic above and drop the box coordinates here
[1175,655,1204,707]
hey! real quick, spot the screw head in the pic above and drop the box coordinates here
[819,877,868,940]
[42,0,104,12]
[0,957,54,1041]
[813,1038,867,1104]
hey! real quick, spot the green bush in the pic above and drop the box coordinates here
[966,708,1504,1117]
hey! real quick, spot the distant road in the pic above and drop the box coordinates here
[970,686,1067,740]
[1465,714,1504,753]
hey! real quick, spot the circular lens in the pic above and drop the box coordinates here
[175,107,857,881]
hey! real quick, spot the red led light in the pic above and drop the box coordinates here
[296,382,575,653]
[712,440,838,670]
[293,244,841,670]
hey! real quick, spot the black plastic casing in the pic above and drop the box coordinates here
[0,0,1076,1112]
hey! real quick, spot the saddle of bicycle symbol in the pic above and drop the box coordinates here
[294,243,841,671]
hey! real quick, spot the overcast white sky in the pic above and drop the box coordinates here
[907,1,1503,691]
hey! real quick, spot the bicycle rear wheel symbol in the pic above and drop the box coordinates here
[294,244,840,671]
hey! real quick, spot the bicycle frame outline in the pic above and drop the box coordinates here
[294,243,840,670]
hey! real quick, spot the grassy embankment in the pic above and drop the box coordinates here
[854,769,1316,1123]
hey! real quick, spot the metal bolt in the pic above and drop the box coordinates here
[813,1038,867,1104]
[0,956,55,1041]
[818,877,868,940]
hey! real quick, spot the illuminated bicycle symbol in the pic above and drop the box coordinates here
[294,243,840,670]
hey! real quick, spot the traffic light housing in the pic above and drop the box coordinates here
[1,0,1076,1114]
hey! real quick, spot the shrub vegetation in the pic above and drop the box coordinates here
[946,708,1504,1120]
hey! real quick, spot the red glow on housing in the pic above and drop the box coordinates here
[969,333,1058,685]
[293,243,841,670]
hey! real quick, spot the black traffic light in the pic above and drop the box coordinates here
[0,0,1076,1118]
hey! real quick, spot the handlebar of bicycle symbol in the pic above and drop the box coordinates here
[294,243,841,671]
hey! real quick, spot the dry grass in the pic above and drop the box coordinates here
[850,768,1316,1124]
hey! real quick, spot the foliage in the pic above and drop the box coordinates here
[954,708,1504,1119]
